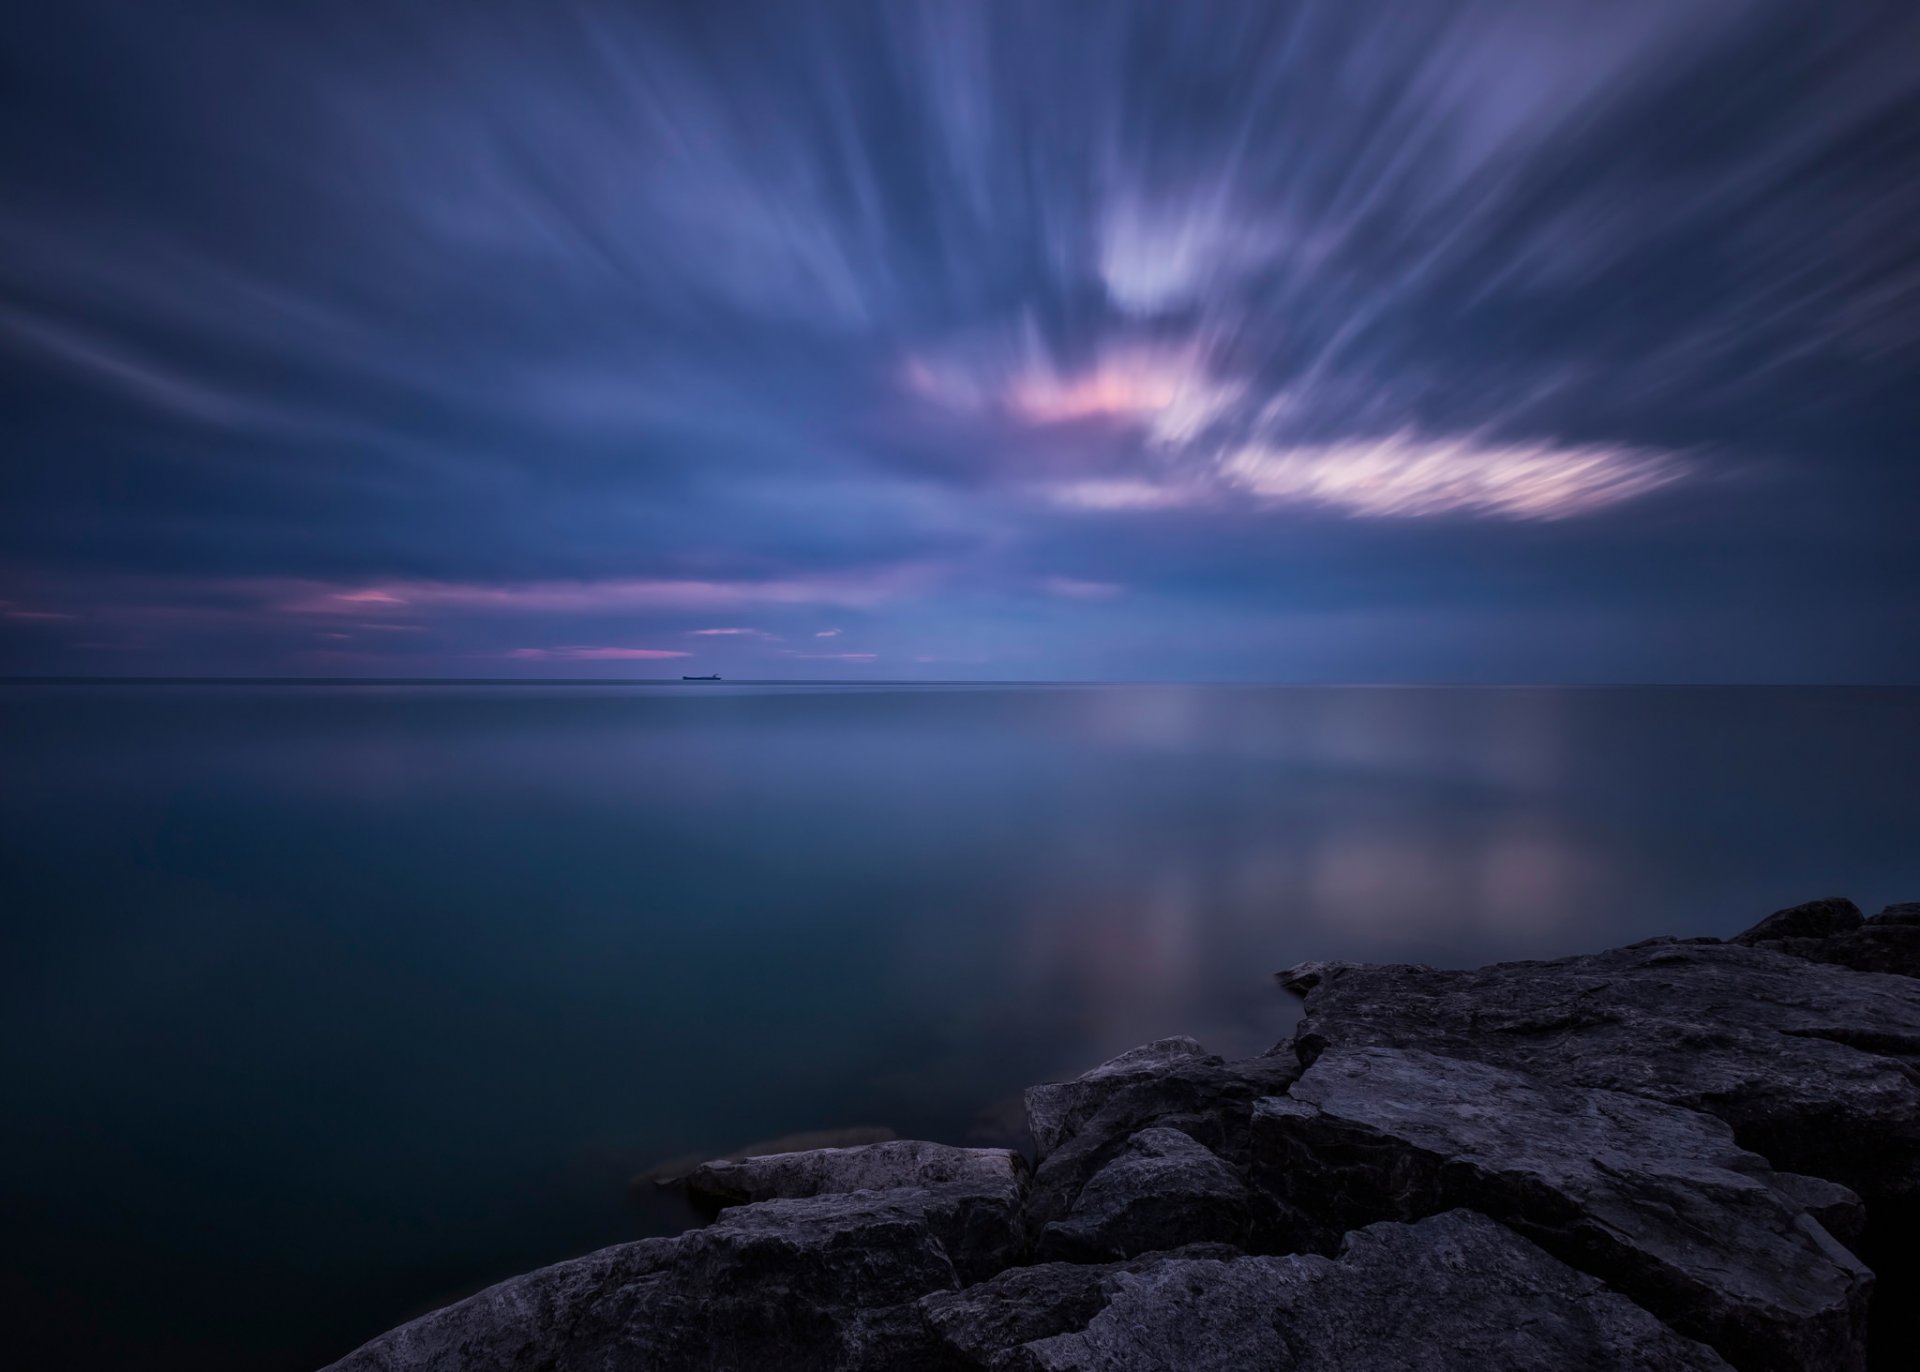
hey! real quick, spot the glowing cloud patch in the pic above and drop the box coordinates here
[1219,433,1686,520]
[905,340,1239,447]
[1007,348,1240,445]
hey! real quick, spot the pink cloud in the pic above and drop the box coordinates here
[814,627,843,638]
[506,646,692,661]
[1220,432,1686,520]
[687,627,774,638]
[274,568,929,617]
[781,651,878,662]
[906,340,1239,447]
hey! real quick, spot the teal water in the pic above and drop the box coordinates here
[2,682,1916,1369]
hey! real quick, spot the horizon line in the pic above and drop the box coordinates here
[2,675,1915,690]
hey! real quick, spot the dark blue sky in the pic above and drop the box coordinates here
[2,0,1916,680]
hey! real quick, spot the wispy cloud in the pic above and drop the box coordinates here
[504,646,690,661]
[1220,434,1687,520]
[3,1,1915,679]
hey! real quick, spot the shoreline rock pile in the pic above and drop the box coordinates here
[325,899,1920,1371]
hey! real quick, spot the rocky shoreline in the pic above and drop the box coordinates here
[326,899,1920,1371]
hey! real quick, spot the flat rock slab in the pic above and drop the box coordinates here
[1035,1126,1252,1261]
[927,1210,1732,1371]
[1283,940,1920,1204]
[1254,1046,1870,1372]
[677,1139,1025,1210]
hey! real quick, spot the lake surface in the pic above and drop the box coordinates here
[3,682,1916,1369]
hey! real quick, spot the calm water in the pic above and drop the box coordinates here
[2,682,1916,1369]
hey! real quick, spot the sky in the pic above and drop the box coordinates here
[2,0,1916,682]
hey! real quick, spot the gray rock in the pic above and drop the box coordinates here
[1274,959,1358,994]
[1286,939,1920,1204]
[936,1210,1731,1371]
[635,1124,897,1188]
[1734,898,1865,945]
[1871,902,1920,927]
[1023,1037,1214,1157]
[1253,1046,1870,1372]
[324,1178,1025,1372]
[1751,926,1920,980]
[1767,1172,1868,1253]
[335,923,1920,1372]
[1731,896,1920,981]
[1020,1044,1297,1245]
[1035,1127,1251,1261]
[915,1247,1242,1368]
[677,1139,1025,1211]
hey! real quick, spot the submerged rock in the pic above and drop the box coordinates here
[1253,1046,1870,1372]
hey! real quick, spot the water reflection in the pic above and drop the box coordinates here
[1,683,1915,1370]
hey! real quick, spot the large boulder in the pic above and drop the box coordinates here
[1732,897,1920,980]
[1253,1046,1870,1372]
[924,1210,1732,1371]
[1733,898,1865,945]
[1871,903,1920,927]
[1282,939,1920,1204]
[333,923,1920,1372]
[1019,1041,1297,1242]
[1033,1126,1251,1261]
[1024,1037,1216,1156]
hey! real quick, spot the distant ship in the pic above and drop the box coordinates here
[681,674,722,681]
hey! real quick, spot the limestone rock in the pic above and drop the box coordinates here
[1287,939,1920,1204]
[1732,897,1920,980]
[1733,898,1865,945]
[1020,1043,1297,1244]
[1023,1037,1214,1157]
[677,1139,1024,1211]
[929,1210,1732,1371]
[1252,1046,1870,1372]
[1034,1126,1251,1261]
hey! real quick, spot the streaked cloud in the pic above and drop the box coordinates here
[1220,434,1688,520]
[1,0,1914,680]
[504,646,690,662]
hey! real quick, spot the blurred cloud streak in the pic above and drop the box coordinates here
[1,0,1916,678]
